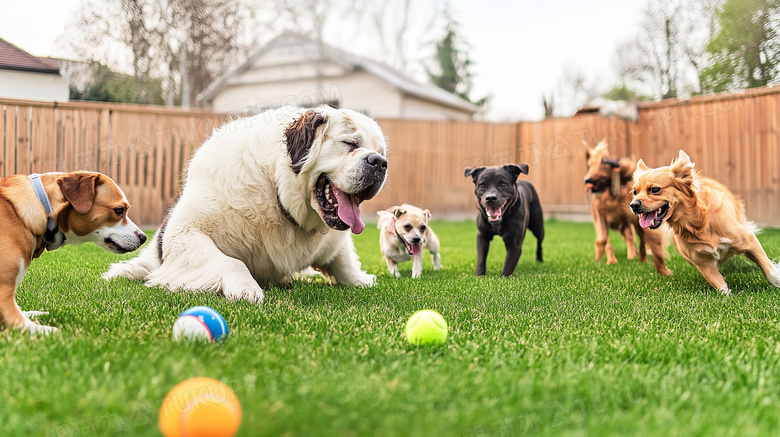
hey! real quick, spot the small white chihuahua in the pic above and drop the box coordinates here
[377,204,441,278]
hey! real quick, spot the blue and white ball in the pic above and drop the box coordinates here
[172,306,229,342]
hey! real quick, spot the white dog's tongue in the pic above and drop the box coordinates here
[333,186,365,234]
[411,243,422,255]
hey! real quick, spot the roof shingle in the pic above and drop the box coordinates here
[0,38,60,74]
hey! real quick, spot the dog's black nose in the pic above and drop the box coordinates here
[138,233,148,245]
[629,199,641,213]
[584,178,594,185]
[485,193,498,203]
[365,153,388,170]
[411,236,422,244]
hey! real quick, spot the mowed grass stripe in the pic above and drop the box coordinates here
[2,220,780,436]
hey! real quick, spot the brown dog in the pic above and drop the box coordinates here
[631,150,780,294]
[0,171,146,333]
[584,141,670,275]
[377,204,441,278]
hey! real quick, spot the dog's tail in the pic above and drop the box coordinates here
[102,231,162,281]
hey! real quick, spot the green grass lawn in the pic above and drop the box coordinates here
[3,219,780,437]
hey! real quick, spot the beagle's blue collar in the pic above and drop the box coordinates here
[29,174,59,257]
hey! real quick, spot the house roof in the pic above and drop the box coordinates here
[0,38,60,74]
[197,31,478,114]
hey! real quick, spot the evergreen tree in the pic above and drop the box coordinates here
[427,17,488,110]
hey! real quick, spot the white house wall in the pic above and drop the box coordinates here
[211,70,404,118]
[0,69,69,101]
[401,95,473,121]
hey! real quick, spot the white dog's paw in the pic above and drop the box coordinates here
[768,265,780,288]
[222,274,264,304]
[718,285,732,296]
[412,270,421,279]
[23,322,59,335]
[102,262,140,280]
[352,272,376,288]
[22,311,49,319]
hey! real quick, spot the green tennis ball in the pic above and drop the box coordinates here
[405,310,448,346]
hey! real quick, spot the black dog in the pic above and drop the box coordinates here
[464,164,544,276]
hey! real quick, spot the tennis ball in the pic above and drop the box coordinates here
[172,306,229,342]
[405,310,448,345]
[159,377,242,437]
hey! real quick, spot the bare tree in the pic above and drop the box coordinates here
[63,0,253,107]
[614,0,721,99]
[545,67,600,117]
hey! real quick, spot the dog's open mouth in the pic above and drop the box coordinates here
[401,239,422,256]
[639,203,669,229]
[585,178,609,193]
[484,202,506,223]
[316,174,370,234]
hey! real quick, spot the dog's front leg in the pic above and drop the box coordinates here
[476,232,491,276]
[145,230,264,304]
[744,238,780,288]
[501,241,523,277]
[695,262,731,295]
[620,225,637,260]
[384,256,401,278]
[318,242,375,287]
[411,254,423,279]
[594,217,611,262]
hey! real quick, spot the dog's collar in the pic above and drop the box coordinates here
[389,216,414,255]
[277,192,301,228]
[29,174,60,259]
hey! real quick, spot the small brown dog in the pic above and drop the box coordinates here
[631,150,780,294]
[0,171,146,333]
[584,141,670,275]
[377,204,441,278]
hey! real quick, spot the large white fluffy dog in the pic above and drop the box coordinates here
[104,105,388,303]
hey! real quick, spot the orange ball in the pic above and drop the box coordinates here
[159,377,242,437]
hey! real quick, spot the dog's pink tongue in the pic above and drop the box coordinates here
[411,244,422,255]
[639,212,654,228]
[333,186,365,234]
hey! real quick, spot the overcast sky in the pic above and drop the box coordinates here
[0,0,646,121]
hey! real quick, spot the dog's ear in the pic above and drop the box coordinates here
[633,159,649,183]
[391,206,407,218]
[503,164,529,182]
[58,173,99,214]
[670,150,695,182]
[285,110,328,174]
[423,209,432,221]
[464,167,485,182]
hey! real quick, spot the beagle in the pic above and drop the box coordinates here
[0,171,146,334]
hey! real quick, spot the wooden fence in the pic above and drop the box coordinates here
[2,85,780,227]
[1,99,225,225]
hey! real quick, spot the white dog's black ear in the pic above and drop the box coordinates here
[285,110,328,174]
[464,167,485,182]
[392,207,407,218]
[503,164,529,182]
